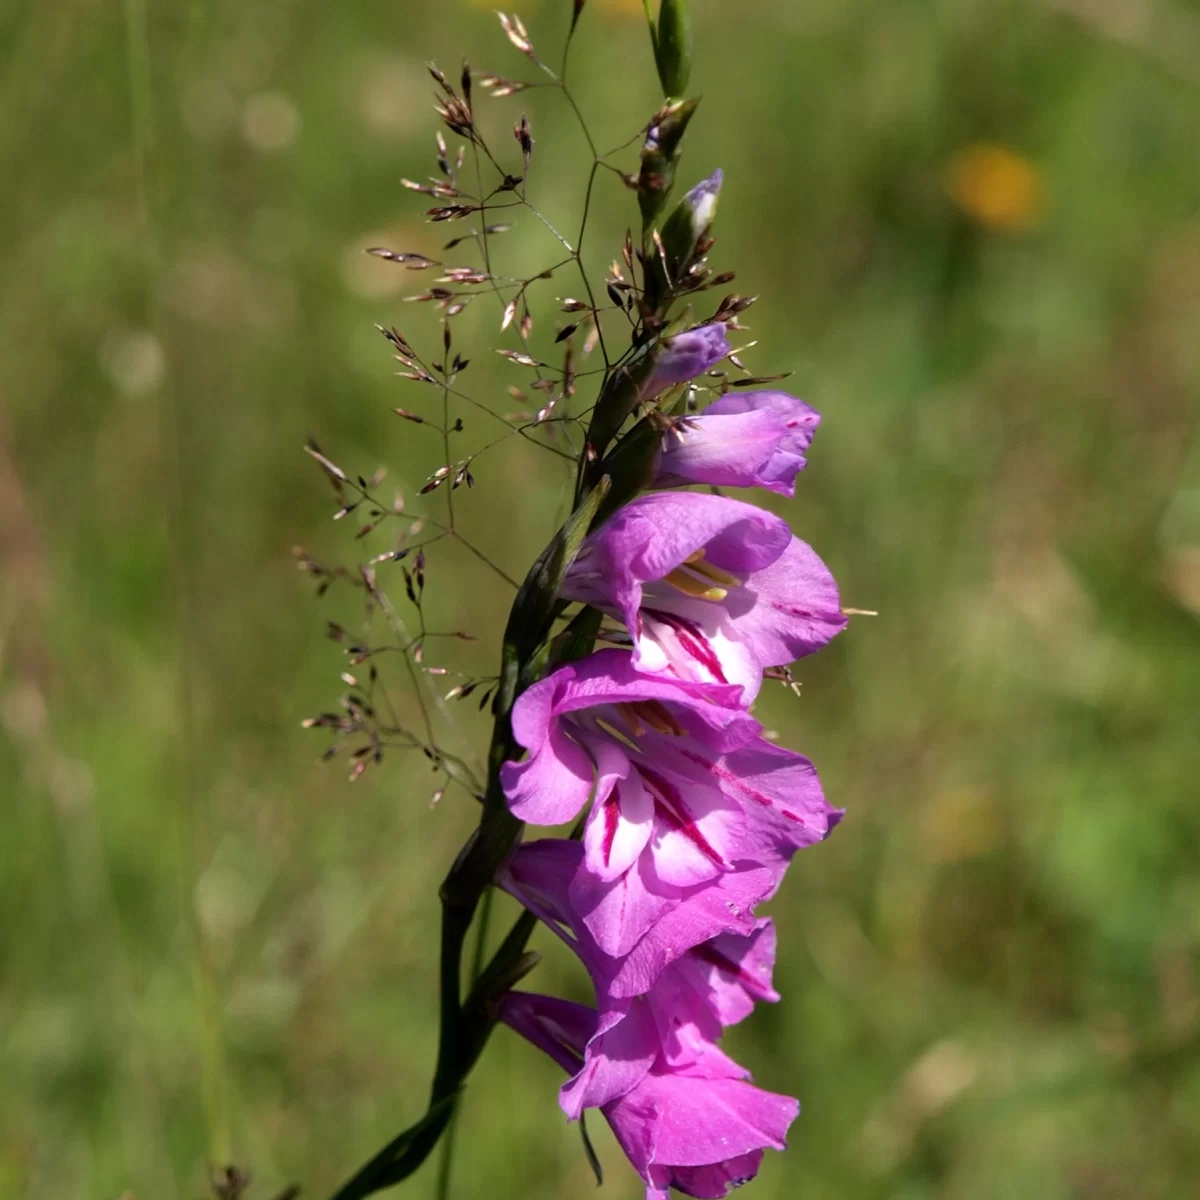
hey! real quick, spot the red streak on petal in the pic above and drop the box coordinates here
[601,788,621,867]
[680,748,774,808]
[639,766,727,867]
[691,941,772,998]
[645,609,728,683]
[769,600,817,617]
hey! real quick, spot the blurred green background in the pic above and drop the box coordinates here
[3,0,1199,1197]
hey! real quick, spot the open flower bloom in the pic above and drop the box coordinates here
[643,323,730,398]
[501,839,781,1117]
[499,990,799,1200]
[563,492,846,703]
[655,390,821,497]
[499,650,838,956]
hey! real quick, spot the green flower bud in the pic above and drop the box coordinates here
[637,97,700,230]
[660,169,721,269]
[643,169,723,316]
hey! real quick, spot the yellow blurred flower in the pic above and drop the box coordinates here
[945,142,1044,233]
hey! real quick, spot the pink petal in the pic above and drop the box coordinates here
[609,1073,798,1167]
[571,852,678,959]
[583,763,655,883]
[607,865,775,999]
[639,763,744,887]
[500,720,595,826]
[733,536,847,666]
[560,996,658,1117]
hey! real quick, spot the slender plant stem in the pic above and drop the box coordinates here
[433,886,495,1200]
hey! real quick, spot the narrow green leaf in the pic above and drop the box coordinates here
[550,605,605,666]
[655,0,692,98]
[324,1093,460,1200]
[503,475,611,666]
[579,1111,604,1186]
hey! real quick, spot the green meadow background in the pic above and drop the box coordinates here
[2,0,1199,1197]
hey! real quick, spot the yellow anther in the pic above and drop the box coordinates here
[631,700,686,737]
[686,557,742,589]
[663,567,728,602]
[614,703,647,738]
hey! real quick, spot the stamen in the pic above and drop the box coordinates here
[686,557,742,589]
[663,566,728,601]
[613,703,647,738]
[595,717,641,751]
[629,700,686,737]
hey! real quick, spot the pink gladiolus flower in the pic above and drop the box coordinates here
[500,650,838,956]
[563,492,846,702]
[499,989,799,1200]
[501,839,781,1116]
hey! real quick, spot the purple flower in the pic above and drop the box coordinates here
[498,989,799,1200]
[501,839,781,1116]
[643,323,730,396]
[656,390,822,497]
[563,492,846,702]
[499,650,838,956]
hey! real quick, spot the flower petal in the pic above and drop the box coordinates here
[604,1071,798,1168]
[606,863,774,999]
[564,494,792,638]
[496,991,596,1075]
[656,407,801,495]
[499,720,595,826]
[560,995,658,1117]
[583,757,655,883]
[725,536,847,666]
[668,733,840,882]
[639,762,744,887]
[644,324,730,394]
[571,851,679,959]
[639,608,763,702]
[685,920,780,1027]
[663,1152,766,1199]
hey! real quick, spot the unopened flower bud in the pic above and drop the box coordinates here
[643,322,730,396]
[637,98,700,229]
[644,169,722,313]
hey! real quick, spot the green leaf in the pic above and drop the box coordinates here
[550,605,605,667]
[655,0,692,98]
[503,475,611,667]
[324,1093,460,1200]
[579,1111,604,1186]
[594,416,662,524]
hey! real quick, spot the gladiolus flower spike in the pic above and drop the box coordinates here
[314,5,855,1199]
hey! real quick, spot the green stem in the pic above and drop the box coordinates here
[434,887,495,1200]
[323,421,612,1200]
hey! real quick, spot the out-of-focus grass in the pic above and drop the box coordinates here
[1,0,1198,1197]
